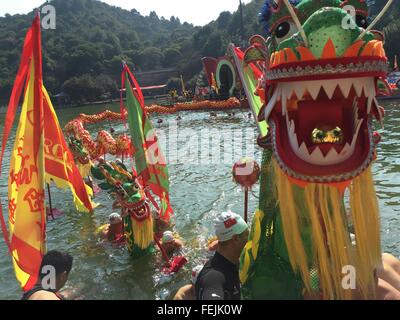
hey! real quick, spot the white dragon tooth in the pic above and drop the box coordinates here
[353,80,363,97]
[307,82,320,100]
[338,79,353,98]
[355,117,360,132]
[286,83,296,99]
[264,86,280,121]
[281,85,288,116]
[366,81,376,98]
[299,142,309,158]
[281,83,291,100]
[361,78,367,97]
[353,106,358,119]
[289,132,300,151]
[294,133,299,148]
[324,147,339,164]
[350,119,364,149]
[309,147,325,163]
[290,120,295,134]
[340,143,351,156]
[294,82,305,100]
[281,87,288,117]
[322,79,337,100]
[285,110,290,128]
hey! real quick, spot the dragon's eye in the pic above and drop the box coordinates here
[356,15,368,29]
[276,21,291,38]
[274,21,297,45]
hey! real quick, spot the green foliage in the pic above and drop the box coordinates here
[0,0,198,103]
[62,74,117,102]
[375,0,400,67]
[163,48,183,68]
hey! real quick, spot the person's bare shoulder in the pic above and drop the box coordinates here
[29,290,61,300]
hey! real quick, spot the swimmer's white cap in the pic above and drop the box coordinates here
[214,210,248,242]
[109,212,122,225]
[162,231,175,244]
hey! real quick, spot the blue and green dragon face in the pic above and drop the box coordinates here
[256,0,388,183]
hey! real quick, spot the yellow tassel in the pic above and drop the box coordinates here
[240,249,251,284]
[304,184,354,299]
[131,216,154,249]
[251,210,264,260]
[272,159,381,299]
[349,168,381,299]
[273,160,312,292]
[304,184,335,299]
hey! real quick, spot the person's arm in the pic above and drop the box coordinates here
[173,286,190,301]
[175,239,184,249]
[198,271,226,300]
[99,224,110,239]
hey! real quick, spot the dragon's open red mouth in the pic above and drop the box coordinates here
[124,201,151,222]
[266,76,383,182]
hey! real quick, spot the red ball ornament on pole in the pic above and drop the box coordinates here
[232,157,261,222]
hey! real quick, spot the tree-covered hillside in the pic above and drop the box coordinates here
[0,0,398,105]
[0,0,200,103]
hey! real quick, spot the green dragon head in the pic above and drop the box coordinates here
[68,136,90,165]
[256,0,388,183]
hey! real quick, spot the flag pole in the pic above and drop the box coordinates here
[46,183,55,220]
[244,187,249,223]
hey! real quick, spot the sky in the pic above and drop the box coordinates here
[0,0,253,26]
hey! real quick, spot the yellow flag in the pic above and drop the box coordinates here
[8,48,46,290]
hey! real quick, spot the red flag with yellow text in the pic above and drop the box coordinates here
[43,86,94,213]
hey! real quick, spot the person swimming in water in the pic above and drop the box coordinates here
[98,213,125,243]
[161,231,184,257]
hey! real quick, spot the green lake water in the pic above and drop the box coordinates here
[0,100,399,299]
